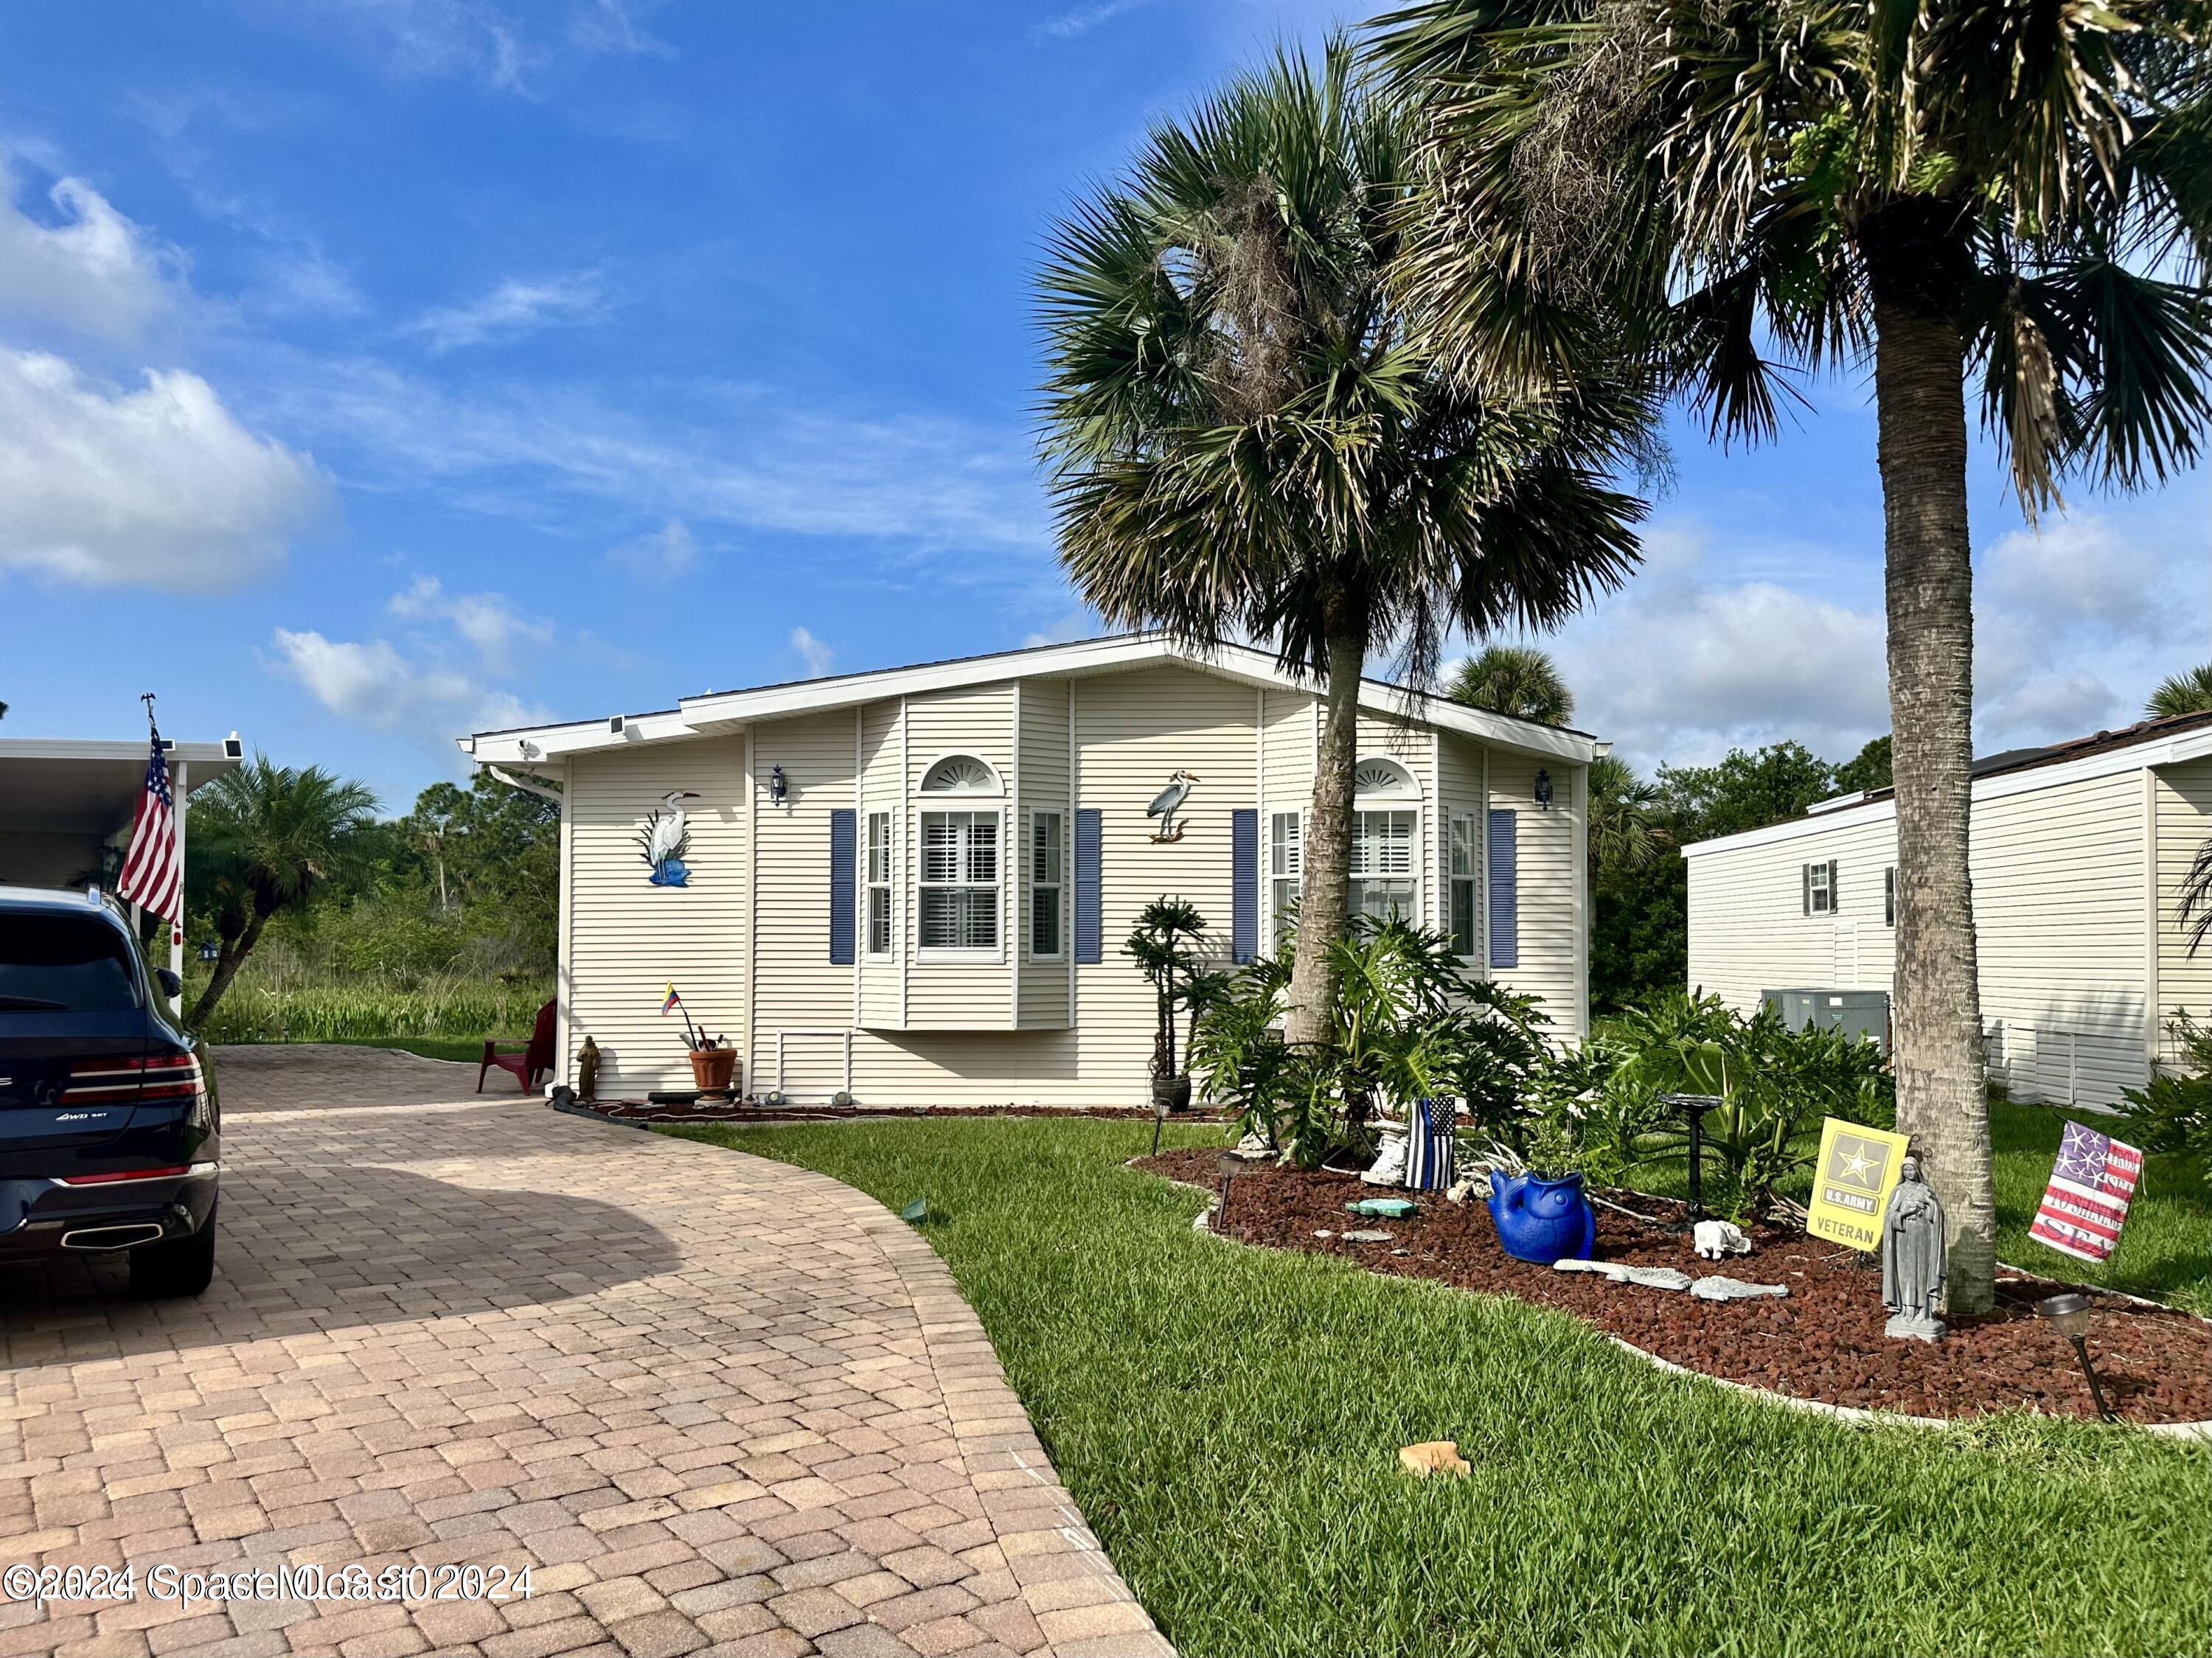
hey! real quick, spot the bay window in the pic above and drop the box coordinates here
[1270,811,1301,945]
[1349,809,1416,923]
[1030,811,1064,958]
[865,811,893,955]
[921,810,999,952]
[1449,812,1478,956]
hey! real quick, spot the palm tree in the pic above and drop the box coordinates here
[2149,663,2212,720]
[1587,753,1668,875]
[1371,0,2212,1313]
[184,757,378,1030]
[1037,39,1653,1048]
[1447,642,1574,724]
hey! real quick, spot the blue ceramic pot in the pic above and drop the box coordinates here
[1488,1171,1597,1264]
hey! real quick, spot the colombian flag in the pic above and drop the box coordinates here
[661,983,682,1015]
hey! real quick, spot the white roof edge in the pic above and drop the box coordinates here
[1682,725,2212,859]
[461,635,1600,766]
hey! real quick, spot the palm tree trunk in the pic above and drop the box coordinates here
[1865,202,1997,1314]
[184,913,267,1032]
[1287,593,1367,1050]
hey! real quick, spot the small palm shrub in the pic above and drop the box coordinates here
[2117,1012,2212,1160]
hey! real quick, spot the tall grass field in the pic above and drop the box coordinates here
[186,972,548,1045]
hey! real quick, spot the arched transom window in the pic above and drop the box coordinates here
[919,753,1003,795]
[1352,757,1417,799]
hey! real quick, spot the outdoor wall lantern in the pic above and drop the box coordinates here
[1534,768,1554,810]
[769,764,788,807]
[197,939,220,963]
[2035,1292,2118,1420]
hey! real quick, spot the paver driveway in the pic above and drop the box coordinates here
[0,1048,1170,1658]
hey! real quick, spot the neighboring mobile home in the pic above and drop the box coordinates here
[461,635,1599,1103]
[1683,711,2212,1109]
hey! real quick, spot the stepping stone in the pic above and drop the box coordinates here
[1623,1267,1694,1292]
[1342,1230,1394,1243]
[1553,1258,1630,1280]
[1691,1275,1790,1301]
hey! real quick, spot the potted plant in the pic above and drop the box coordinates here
[1125,897,1208,1112]
[665,988,740,1095]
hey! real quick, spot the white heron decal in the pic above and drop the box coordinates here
[638,790,700,885]
[1146,770,1200,843]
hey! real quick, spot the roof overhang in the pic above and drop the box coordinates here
[0,736,245,839]
[459,635,1601,769]
[1682,723,2212,860]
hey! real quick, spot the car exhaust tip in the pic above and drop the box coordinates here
[59,1222,167,1252]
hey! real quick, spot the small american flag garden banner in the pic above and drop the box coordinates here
[2028,1121,2144,1264]
[1405,1097,1458,1192]
[115,725,181,922]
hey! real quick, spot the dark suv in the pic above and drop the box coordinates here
[0,885,219,1297]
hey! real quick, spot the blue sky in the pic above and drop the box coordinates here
[0,0,2204,809]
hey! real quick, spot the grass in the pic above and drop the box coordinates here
[664,1115,2211,1658]
[184,974,549,1047]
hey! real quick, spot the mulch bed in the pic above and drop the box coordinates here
[1138,1149,2212,1427]
[560,1096,1232,1126]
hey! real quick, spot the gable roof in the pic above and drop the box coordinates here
[459,633,1603,768]
[1683,707,2212,859]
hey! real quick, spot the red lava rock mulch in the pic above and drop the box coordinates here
[560,1096,1231,1126]
[1138,1149,2212,1427]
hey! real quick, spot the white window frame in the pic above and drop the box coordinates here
[1269,810,1302,947]
[1804,860,1836,916]
[1029,809,1065,961]
[1448,811,1480,958]
[1349,808,1419,924]
[919,808,1001,958]
[864,811,894,957]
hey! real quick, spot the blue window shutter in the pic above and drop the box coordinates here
[1074,808,1103,964]
[828,809,855,965]
[1231,809,1258,964]
[1487,807,1518,970]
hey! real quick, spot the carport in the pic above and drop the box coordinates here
[0,733,246,1000]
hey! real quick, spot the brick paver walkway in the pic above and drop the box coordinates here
[0,1048,1171,1658]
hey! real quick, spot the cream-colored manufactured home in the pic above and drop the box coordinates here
[1683,711,2212,1109]
[461,635,1598,1104]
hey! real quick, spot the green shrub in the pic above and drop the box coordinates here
[2117,1011,2212,1159]
[187,973,548,1045]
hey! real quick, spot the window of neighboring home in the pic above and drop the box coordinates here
[864,812,893,955]
[920,810,999,952]
[1270,811,1301,944]
[1884,865,1896,927]
[1803,859,1837,916]
[1449,812,1479,956]
[1030,811,1065,959]
[1349,810,1417,923]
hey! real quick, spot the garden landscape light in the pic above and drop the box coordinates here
[1217,1151,1248,1228]
[2035,1292,2118,1421]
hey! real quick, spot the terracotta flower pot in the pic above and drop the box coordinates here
[689,1048,740,1094]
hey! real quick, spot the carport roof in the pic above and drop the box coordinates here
[0,736,244,836]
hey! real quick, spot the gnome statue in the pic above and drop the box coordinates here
[1881,1154,1948,1342]
[576,1035,601,1102]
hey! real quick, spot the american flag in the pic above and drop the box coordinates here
[115,729,181,922]
[2028,1120,2143,1264]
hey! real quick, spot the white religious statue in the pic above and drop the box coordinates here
[1881,1154,1949,1342]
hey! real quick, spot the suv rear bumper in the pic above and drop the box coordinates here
[0,1166,220,1256]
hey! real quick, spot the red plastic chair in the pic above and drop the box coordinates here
[479,1000,558,1093]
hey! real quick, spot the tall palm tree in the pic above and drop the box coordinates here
[1587,753,1668,875]
[2149,663,2212,720]
[1372,0,2212,1312]
[1447,642,1575,724]
[184,758,378,1030]
[1037,40,1654,1048]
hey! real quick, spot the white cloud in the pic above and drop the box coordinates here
[1542,524,1889,769]
[263,0,670,91]
[0,350,327,590]
[403,271,608,352]
[790,627,834,678]
[1030,0,1156,41]
[605,517,699,582]
[271,627,535,742]
[568,0,672,58]
[387,574,553,672]
[0,160,177,341]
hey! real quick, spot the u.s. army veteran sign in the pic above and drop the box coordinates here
[1806,1118,1913,1251]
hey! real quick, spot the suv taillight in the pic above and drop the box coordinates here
[61,1055,204,1103]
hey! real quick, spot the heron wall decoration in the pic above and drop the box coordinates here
[1147,771,1200,843]
[637,790,700,885]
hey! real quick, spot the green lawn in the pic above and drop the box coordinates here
[664,1115,2211,1658]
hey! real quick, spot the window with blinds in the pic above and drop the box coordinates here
[1349,809,1416,923]
[920,809,998,951]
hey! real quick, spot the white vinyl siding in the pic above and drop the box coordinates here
[1688,766,2152,1107]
